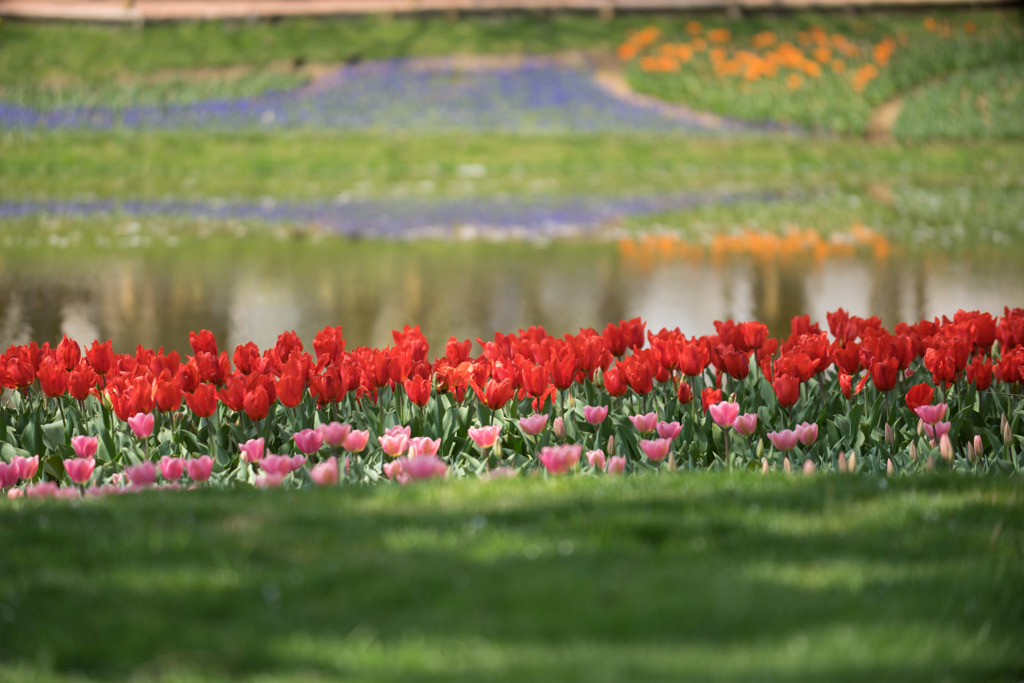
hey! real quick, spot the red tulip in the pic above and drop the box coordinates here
[185,383,217,418]
[474,378,514,411]
[243,385,270,421]
[772,374,801,407]
[36,357,68,398]
[701,387,722,412]
[86,340,114,376]
[153,371,182,413]
[904,383,934,412]
[677,381,693,404]
[312,325,345,363]
[403,375,431,407]
[56,335,81,372]
[870,357,899,392]
[602,367,628,397]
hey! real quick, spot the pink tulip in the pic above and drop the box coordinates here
[629,412,658,434]
[639,438,672,462]
[384,425,412,439]
[583,405,608,424]
[487,466,517,479]
[186,455,214,482]
[733,413,758,436]
[55,486,81,499]
[71,435,98,459]
[8,488,23,499]
[768,430,799,451]
[408,437,441,457]
[922,421,952,442]
[256,473,285,488]
[656,421,683,440]
[159,456,185,481]
[343,429,370,453]
[0,462,18,489]
[708,401,740,429]
[378,432,410,457]
[310,456,339,486]
[401,455,447,481]
[537,444,582,475]
[974,435,984,458]
[802,460,816,474]
[26,481,60,498]
[382,459,405,481]
[783,456,793,474]
[939,434,954,461]
[260,454,293,477]
[761,457,769,474]
[914,403,948,425]
[586,449,606,470]
[238,437,265,463]
[289,454,306,471]
[468,425,501,450]
[292,429,324,455]
[519,414,549,436]
[126,462,157,487]
[127,412,155,439]
[795,422,818,446]
[13,455,39,481]
[318,422,352,448]
[64,457,96,485]
[553,416,566,439]
[606,455,626,475]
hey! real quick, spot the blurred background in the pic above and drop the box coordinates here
[1,0,1022,354]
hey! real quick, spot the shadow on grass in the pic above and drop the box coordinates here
[0,475,1021,681]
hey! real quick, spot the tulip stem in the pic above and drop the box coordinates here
[724,429,731,472]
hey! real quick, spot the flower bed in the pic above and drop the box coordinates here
[1,307,1022,497]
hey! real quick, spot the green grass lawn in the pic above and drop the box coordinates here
[0,474,1021,681]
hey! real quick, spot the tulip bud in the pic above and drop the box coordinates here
[886,458,894,476]
[966,442,976,463]
[802,460,816,475]
[939,434,953,462]
[607,434,615,456]
[756,439,764,459]
[925,453,934,471]
[884,423,894,445]
[1002,418,1013,447]
[917,419,925,437]
[973,435,983,458]
[761,457,769,474]
[553,417,566,440]
[838,451,847,473]
[848,452,857,472]
[909,442,918,461]
[668,449,677,472]
[783,457,792,474]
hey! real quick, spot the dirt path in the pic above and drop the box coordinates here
[867,96,904,141]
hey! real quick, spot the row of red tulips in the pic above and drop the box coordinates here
[1,307,1022,496]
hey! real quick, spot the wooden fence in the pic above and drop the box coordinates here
[0,0,1003,22]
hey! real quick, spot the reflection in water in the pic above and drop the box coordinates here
[1,235,1022,355]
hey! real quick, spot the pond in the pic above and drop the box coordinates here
[2,220,1020,355]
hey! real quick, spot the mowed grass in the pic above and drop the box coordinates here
[3,131,1023,201]
[0,474,1020,681]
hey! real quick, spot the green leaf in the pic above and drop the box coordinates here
[41,420,65,451]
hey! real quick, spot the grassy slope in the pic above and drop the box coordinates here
[3,132,1022,201]
[622,8,1024,136]
[0,474,1021,681]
